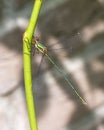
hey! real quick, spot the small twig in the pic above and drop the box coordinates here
[23,0,42,130]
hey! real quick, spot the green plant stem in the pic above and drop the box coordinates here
[23,0,42,130]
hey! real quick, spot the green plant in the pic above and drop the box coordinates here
[23,0,42,130]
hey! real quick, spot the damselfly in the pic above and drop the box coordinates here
[31,36,87,104]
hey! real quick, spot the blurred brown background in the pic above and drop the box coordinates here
[0,0,104,130]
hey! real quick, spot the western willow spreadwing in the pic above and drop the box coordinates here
[31,36,87,104]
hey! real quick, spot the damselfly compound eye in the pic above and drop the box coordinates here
[32,40,36,45]
[34,36,40,41]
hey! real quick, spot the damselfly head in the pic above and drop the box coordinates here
[32,40,36,45]
[34,36,40,41]
[33,36,39,41]
[32,36,40,45]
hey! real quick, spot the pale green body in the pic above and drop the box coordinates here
[35,42,47,54]
[35,41,87,104]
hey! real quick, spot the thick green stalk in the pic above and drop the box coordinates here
[23,0,42,130]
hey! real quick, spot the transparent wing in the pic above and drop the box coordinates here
[44,32,81,57]
[45,53,87,104]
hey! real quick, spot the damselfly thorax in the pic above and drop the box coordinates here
[32,36,47,54]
